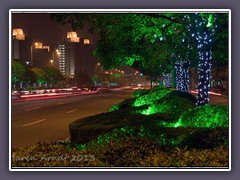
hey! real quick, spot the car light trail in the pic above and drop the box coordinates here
[190,90,222,96]
[25,107,41,111]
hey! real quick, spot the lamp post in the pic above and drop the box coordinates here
[30,44,33,67]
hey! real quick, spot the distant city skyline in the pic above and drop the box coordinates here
[11,13,136,75]
[12,13,99,46]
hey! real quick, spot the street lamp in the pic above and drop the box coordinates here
[56,49,60,55]
[50,59,54,66]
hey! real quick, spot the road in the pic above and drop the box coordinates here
[11,89,133,148]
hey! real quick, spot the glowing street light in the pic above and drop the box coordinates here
[56,49,60,55]
[50,59,54,66]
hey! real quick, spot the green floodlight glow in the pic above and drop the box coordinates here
[139,96,195,116]
[115,73,121,78]
[206,14,213,27]
[133,88,170,107]
[173,120,182,128]
[141,107,152,115]
[158,119,183,128]
[109,103,120,112]
[158,105,228,128]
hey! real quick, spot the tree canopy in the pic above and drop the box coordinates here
[51,12,229,105]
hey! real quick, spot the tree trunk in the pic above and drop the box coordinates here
[189,14,214,105]
[197,45,211,105]
[175,61,189,92]
[150,77,153,89]
[171,64,176,89]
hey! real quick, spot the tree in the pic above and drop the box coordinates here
[31,67,46,87]
[23,68,37,88]
[44,66,64,87]
[12,60,26,89]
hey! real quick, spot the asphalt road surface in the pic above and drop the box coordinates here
[11,89,133,148]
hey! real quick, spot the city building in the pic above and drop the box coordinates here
[31,42,51,68]
[12,28,32,65]
[58,32,98,86]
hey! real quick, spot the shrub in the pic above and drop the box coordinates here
[11,136,229,167]
[133,88,171,107]
[178,105,229,128]
[69,109,164,144]
[164,90,197,104]
[108,103,121,112]
[140,96,195,120]
[109,98,136,112]
[150,85,168,93]
[178,128,228,149]
[131,89,150,98]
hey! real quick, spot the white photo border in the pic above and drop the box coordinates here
[9,9,231,171]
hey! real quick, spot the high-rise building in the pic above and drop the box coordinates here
[12,28,32,65]
[58,32,98,86]
[75,39,97,77]
[31,42,51,68]
[32,48,51,68]
[58,43,75,76]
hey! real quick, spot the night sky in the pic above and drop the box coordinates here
[12,13,99,46]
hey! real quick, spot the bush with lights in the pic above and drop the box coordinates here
[131,89,151,98]
[109,98,137,112]
[164,90,197,104]
[162,104,228,128]
[133,88,171,107]
[140,96,195,119]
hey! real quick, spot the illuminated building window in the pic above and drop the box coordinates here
[67,32,80,42]
[12,28,25,40]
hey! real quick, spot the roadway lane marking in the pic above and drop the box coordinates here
[66,109,78,114]
[25,107,41,111]
[22,119,46,127]
[56,102,65,105]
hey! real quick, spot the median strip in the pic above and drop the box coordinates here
[66,109,78,114]
[22,119,46,127]
[25,107,41,111]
